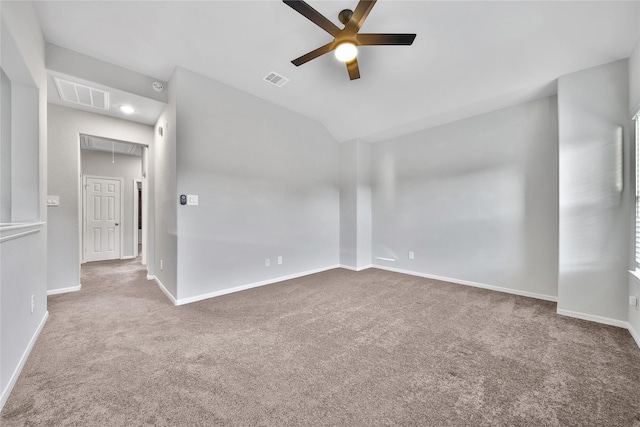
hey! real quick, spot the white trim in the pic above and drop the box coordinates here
[141,148,148,267]
[146,274,155,281]
[629,269,640,282]
[154,276,177,305]
[372,264,558,302]
[340,264,372,272]
[627,321,640,349]
[121,255,136,260]
[0,311,49,411]
[0,228,40,243]
[0,222,45,243]
[47,284,81,295]
[0,221,45,231]
[132,179,141,258]
[556,309,629,329]
[174,265,341,306]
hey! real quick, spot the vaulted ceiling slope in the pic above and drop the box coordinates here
[33,1,640,143]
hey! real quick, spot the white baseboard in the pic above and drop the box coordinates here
[627,321,640,349]
[154,276,177,305]
[175,265,341,306]
[146,274,155,281]
[0,311,49,411]
[372,264,558,302]
[556,309,629,329]
[47,284,81,296]
[340,264,372,272]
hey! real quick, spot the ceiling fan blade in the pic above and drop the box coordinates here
[356,33,416,46]
[283,0,340,37]
[345,0,377,34]
[346,59,360,80]
[291,42,335,66]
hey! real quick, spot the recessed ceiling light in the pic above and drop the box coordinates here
[335,43,358,62]
[119,105,135,114]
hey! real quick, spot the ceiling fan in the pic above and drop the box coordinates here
[283,0,416,80]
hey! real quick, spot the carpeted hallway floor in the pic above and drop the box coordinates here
[2,258,640,426]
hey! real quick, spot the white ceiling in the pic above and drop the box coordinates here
[34,1,640,143]
[47,71,166,126]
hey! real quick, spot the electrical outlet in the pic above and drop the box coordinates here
[160,259,164,271]
[265,258,270,267]
[277,256,283,265]
[408,251,414,260]
[30,295,35,313]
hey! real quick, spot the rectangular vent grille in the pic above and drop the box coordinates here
[54,77,109,110]
[264,71,289,87]
[80,135,142,156]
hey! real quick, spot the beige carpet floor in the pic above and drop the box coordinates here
[2,258,640,426]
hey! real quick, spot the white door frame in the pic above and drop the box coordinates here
[133,179,142,258]
[141,146,148,267]
[82,174,124,263]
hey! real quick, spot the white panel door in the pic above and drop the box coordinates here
[85,177,121,262]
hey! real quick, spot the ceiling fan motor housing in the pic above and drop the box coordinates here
[339,9,354,25]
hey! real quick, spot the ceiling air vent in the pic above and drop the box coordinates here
[54,77,109,110]
[80,135,142,157]
[264,71,289,87]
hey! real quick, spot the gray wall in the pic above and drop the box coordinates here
[628,41,640,339]
[372,96,559,299]
[340,140,358,268]
[0,1,48,410]
[557,59,631,322]
[173,67,340,301]
[152,71,177,297]
[81,149,142,259]
[46,43,167,104]
[11,84,39,222]
[47,104,153,292]
[1,69,11,223]
[631,39,640,114]
[356,140,372,268]
[340,139,372,270]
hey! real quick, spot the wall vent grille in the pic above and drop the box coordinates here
[54,77,109,110]
[264,71,289,87]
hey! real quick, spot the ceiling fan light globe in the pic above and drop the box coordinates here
[335,43,358,62]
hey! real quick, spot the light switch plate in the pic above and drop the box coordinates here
[47,195,60,206]
[187,195,198,206]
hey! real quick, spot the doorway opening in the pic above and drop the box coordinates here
[133,179,143,259]
[80,134,148,264]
